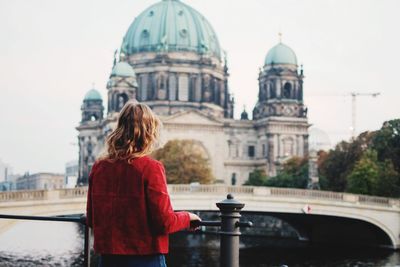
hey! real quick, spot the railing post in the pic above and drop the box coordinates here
[216,194,252,267]
[80,214,91,267]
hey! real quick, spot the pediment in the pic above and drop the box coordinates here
[162,110,223,126]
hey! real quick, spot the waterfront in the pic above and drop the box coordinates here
[0,220,399,267]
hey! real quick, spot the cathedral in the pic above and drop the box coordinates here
[76,0,309,186]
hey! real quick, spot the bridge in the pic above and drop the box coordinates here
[1,185,399,249]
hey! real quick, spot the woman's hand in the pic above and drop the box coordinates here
[188,212,201,231]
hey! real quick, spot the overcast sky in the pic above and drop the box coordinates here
[1,0,399,174]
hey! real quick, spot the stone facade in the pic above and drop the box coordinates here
[76,0,309,185]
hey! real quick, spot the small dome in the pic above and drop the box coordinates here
[309,127,332,151]
[111,62,136,77]
[84,89,102,101]
[120,0,221,58]
[265,43,297,66]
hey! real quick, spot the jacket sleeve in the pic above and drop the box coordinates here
[144,161,190,234]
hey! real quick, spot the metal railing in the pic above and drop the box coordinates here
[0,194,252,267]
[0,214,91,267]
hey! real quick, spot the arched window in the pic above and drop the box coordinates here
[269,82,275,98]
[283,82,292,99]
[231,173,237,186]
[117,93,128,111]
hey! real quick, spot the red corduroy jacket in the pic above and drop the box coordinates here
[86,156,190,255]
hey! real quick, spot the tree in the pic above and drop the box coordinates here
[264,156,308,188]
[346,150,379,195]
[152,139,214,184]
[244,169,267,186]
[372,119,400,173]
[375,160,400,197]
[318,131,375,192]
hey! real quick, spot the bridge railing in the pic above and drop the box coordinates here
[1,185,399,208]
[0,190,46,202]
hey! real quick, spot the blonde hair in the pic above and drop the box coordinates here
[102,101,160,161]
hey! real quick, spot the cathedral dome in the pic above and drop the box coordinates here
[120,0,221,58]
[84,89,102,101]
[265,43,297,66]
[110,62,136,77]
[309,127,332,151]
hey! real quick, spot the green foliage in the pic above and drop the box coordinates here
[346,150,379,195]
[265,157,308,188]
[244,169,267,186]
[318,131,375,192]
[375,160,400,197]
[244,156,308,188]
[318,119,400,197]
[372,119,400,173]
[152,139,214,184]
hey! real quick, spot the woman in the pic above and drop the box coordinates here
[86,100,201,267]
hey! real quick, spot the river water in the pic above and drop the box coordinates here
[0,220,399,267]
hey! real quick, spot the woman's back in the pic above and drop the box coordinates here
[87,156,189,255]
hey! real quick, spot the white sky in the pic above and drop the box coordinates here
[0,0,399,174]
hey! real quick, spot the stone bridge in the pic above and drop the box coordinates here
[1,185,399,249]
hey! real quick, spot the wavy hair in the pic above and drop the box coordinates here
[102,101,161,161]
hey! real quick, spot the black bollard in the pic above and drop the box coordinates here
[216,194,252,267]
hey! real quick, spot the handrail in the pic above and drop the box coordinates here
[0,214,90,267]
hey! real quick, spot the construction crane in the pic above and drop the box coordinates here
[350,92,380,138]
[307,91,381,139]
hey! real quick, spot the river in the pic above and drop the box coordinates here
[0,220,399,267]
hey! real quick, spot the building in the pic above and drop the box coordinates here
[16,173,64,190]
[0,159,11,183]
[76,0,309,185]
[65,160,79,188]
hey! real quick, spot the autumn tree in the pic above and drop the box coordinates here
[152,139,214,184]
[318,131,375,192]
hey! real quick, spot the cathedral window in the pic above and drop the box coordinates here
[283,82,292,99]
[90,115,97,121]
[178,75,189,101]
[140,75,148,101]
[231,173,237,186]
[269,82,275,98]
[282,138,294,157]
[169,75,177,100]
[117,93,128,111]
[248,145,255,157]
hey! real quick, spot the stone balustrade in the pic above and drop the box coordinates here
[0,190,46,202]
[0,185,399,208]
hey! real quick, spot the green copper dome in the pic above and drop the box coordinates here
[120,0,221,58]
[265,43,297,65]
[84,89,102,101]
[111,62,136,77]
